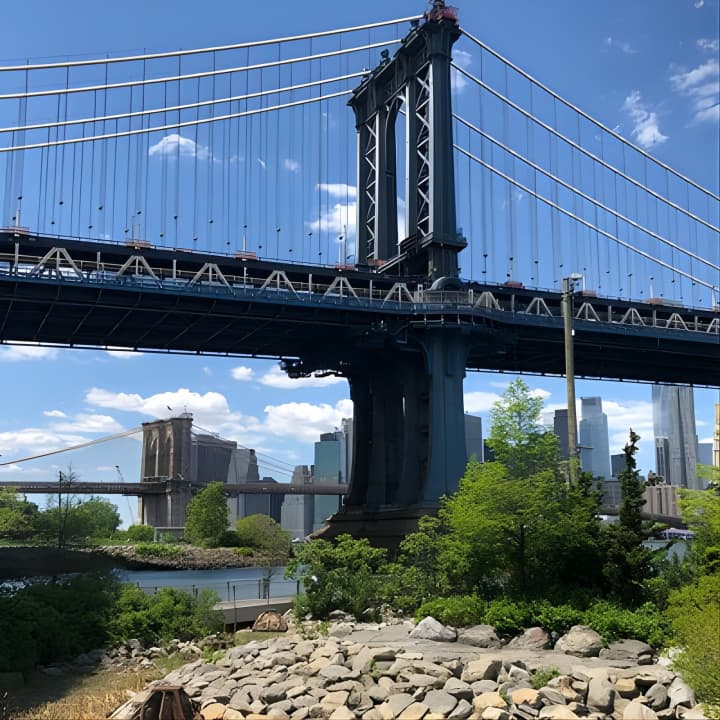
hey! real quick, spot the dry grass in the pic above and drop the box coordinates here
[3,666,163,720]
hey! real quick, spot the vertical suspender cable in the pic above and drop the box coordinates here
[192,75,200,247]
[174,54,181,248]
[275,42,281,259]
[208,50,216,251]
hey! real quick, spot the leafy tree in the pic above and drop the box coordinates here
[184,482,229,547]
[679,486,720,574]
[37,495,120,544]
[126,524,155,542]
[602,430,656,605]
[286,534,388,619]
[235,514,290,558]
[0,488,40,540]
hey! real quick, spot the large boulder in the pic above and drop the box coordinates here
[409,617,457,642]
[554,625,604,657]
[252,610,288,632]
[507,627,551,650]
[456,624,502,648]
[599,639,655,665]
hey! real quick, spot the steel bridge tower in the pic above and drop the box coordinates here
[316,3,469,543]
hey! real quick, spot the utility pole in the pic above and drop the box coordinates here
[562,274,582,487]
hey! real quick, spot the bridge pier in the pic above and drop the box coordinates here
[322,329,468,546]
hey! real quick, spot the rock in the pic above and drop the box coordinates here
[363,710,384,720]
[292,710,311,720]
[328,610,355,622]
[480,709,510,720]
[623,701,659,720]
[456,625,502,648]
[444,678,473,700]
[507,666,532,684]
[555,626,604,657]
[409,617,457,643]
[252,610,288,632]
[461,659,502,683]
[423,690,458,715]
[682,706,710,720]
[397,702,429,720]
[510,688,539,707]
[329,707,355,720]
[472,692,507,714]
[471,681,499,694]
[645,683,669,711]
[448,699,473,720]
[507,627,552,651]
[368,685,389,703]
[586,677,615,714]
[321,691,350,707]
[615,677,638,698]
[320,666,358,682]
[538,687,566,706]
[329,623,354,638]
[262,687,288,704]
[224,709,245,720]
[382,693,415,718]
[201,700,227,718]
[599,639,655,665]
[668,678,696,709]
[538,706,578,719]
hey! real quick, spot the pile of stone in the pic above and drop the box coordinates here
[111,620,709,720]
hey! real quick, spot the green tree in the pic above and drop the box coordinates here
[73,496,121,539]
[0,488,40,540]
[286,534,388,619]
[679,485,720,574]
[602,430,656,605]
[184,482,229,547]
[235,514,291,558]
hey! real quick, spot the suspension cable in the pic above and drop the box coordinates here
[455,143,717,292]
[453,113,720,272]
[0,16,419,71]
[0,40,398,102]
[451,63,720,231]
[460,28,720,202]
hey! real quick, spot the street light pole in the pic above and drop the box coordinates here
[562,275,582,487]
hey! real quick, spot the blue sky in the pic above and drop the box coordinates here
[0,1,718,527]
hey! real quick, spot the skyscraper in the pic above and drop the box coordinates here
[312,422,350,531]
[553,409,571,460]
[652,385,698,490]
[579,397,612,479]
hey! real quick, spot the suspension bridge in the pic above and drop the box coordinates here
[0,3,718,536]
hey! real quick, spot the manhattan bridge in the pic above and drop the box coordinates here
[0,2,717,534]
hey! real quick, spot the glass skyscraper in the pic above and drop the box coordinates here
[579,397,611,480]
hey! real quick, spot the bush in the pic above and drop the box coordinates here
[235,515,290,559]
[482,598,533,635]
[135,542,182,558]
[414,595,485,627]
[529,601,584,636]
[234,546,255,557]
[583,600,669,647]
[218,530,240,547]
[126,524,154,542]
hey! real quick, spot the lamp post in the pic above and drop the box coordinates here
[562,274,583,487]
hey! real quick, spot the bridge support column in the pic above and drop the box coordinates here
[322,330,468,546]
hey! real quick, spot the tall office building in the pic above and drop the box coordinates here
[553,409,571,460]
[652,385,698,489]
[280,465,314,541]
[579,397,611,479]
[312,421,350,531]
[611,453,625,478]
[464,414,483,462]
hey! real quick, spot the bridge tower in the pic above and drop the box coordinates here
[316,3,469,545]
[349,1,465,279]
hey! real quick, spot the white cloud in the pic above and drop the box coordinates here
[604,36,639,54]
[0,344,59,362]
[530,388,551,400]
[263,400,353,443]
[43,410,67,418]
[231,366,255,382]
[50,413,124,434]
[317,183,357,200]
[148,133,210,160]
[670,59,720,124]
[464,391,502,413]
[621,91,669,148]
[106,349,143,359]
[283,158,300,172]
[96,466,115,472]
[308,200,357,238]
[259,365,345,389]
[257,158,266,170]
[0,428,88,456]
[694,0,704,8]
[202,366,212,376]
[451,48,472,92]
[697,38,720,52]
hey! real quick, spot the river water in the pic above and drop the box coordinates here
[119,565,299,603]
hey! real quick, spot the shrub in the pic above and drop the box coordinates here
[135,542,182,558]
[234,546,255,557]
[126,524,154,542]
[529,601,584,636]
[583,600,669,647]
[414,595,485,627]
[218,529,241,547]
[235,515,290,559]
[531,667,561,689]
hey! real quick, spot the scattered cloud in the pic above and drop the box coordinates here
[263,400,353,443]
[259,365,345,389]
[621,91,668,148]
[106,349,143,359]
[50,413,124,434]
[0,344,59,362]
[202,366,213,376]
[317,183,357,200]
[697,38,720,52]
[43,410,67,418]
[96,466,115,472]
[670,58,720,124]
[308,201,357,238]
[604,36,639,54]
[283,158,300,173]
[464,391,502,413]
[231,366,255,382]
[257,158,266,170]
[0,428,88,456]
[451,48,472,92]
[694,0,704,8]
[148,133,211,160]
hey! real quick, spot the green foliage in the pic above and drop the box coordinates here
[233,546,255,557]
[126,524,154,542]
[134,542,182,558]
[286,534,388,619]
[602,430,656,605]
[666,573,720,706]
[482,598,533,635]
[531,667,561,689]
[583,600,669,647]
[680,487,720,574]
[107,584,222,646]
[217,529,241,547]
[0,488,40,540]
[36,493,121,546]
[184,482,229,547]
[0,572,119,672]
[235,514,291,558]
[414,595,486,627]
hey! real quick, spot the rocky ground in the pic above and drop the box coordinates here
[108,616,711,720]
[98,544,266,570]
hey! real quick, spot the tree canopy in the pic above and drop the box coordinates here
[184,482,229,547]
[235,514,291,558]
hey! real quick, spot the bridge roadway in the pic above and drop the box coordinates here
[0,232,718,386]
[0,481,347,496]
